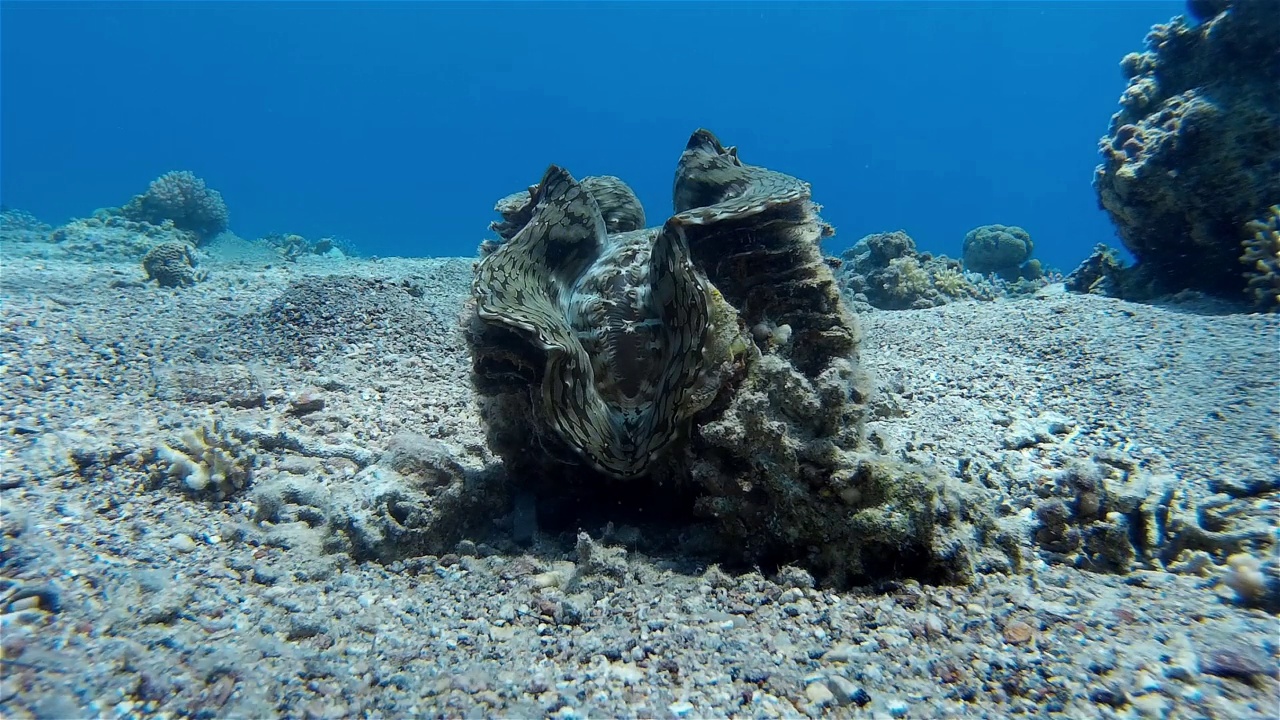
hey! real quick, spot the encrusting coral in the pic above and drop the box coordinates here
[465,129,1013,585]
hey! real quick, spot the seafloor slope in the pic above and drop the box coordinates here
[0,252,1276,719]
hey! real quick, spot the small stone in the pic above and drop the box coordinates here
[825,674,864,706]
[924,613,945,638]
[667,700,694,717]
[1002,619,1034,644]
[1202,645,1268,683]
[1089,686,1126,707]
[1134,670,1160,693]
[776,565,815,589]
[6,596,40,612]
[886,699,910,717]
[170,534,198,553]
[805,682,834,707]
[823,643,857,662]
[1131,693,1169,717]
[289,388,325,415]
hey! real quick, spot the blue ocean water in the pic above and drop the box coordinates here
[1,1,1182,269]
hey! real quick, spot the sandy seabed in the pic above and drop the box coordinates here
[1,251,1277,719]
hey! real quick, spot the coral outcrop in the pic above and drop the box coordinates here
[1093,0,1280,306]
[0,209,51,246]
[47,214,196,261]
[836,231,991,310]
[961,224,1038,281]
[258,232,358,262]
[465,130,1012,584]
[1065,244,1129,296]
[121,170,230,244]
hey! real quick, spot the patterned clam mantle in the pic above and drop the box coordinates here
[466,129,858,479]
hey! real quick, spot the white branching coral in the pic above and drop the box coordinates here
[157,418,253,498]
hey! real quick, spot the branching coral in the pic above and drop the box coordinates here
[884,256,933,302]
[1241,205,1280,311]
[932,267,970,298]
[156,418,254,499]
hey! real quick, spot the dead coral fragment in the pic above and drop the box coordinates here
[157,418,253,498]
